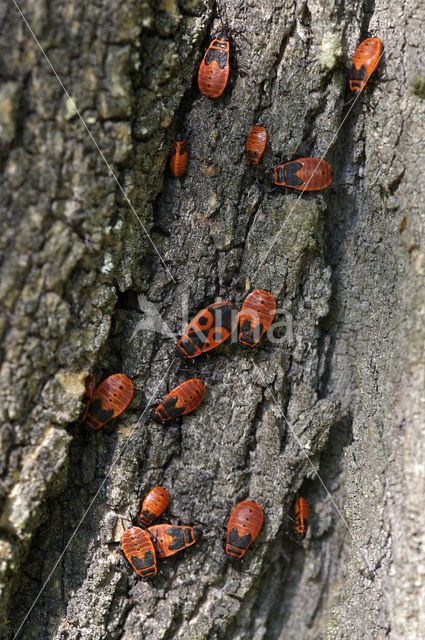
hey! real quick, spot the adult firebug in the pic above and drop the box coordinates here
[121,526,157,578]
[177,301,239,358]
[139,487,170,527]
[170,136,188,177]
[153,378,206,422]
[79,373,133,429]
[198,36,230,98]
[294,496,309,539]
[246,126,268,166]
[350,37,383,94]
[148,524,202,558]
[225,500,263,559]
[272,157,332,191]
[239,289,276,347]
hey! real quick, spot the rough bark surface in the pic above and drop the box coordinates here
[0,0,424,639]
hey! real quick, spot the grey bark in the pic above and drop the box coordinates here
[0,0,424,639]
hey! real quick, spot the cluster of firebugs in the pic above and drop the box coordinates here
[79,34,383,579]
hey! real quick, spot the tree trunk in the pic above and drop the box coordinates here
[1,0,424,638]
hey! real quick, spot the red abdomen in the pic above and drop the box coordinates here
[350,37,383,93]
[121,526,157,578]
[198,38,230,98]
[273,157,332,191]
[239,289,276,347]
[294,497,309,539]
[139,486,170,526]
[177,301,239,358]
[80,373,133,429]
[154,378,206,421]
[170,139,188,177]
[246,126,268,166]
[226,500,263,559]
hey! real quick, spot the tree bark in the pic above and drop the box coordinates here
[1,0,424,639]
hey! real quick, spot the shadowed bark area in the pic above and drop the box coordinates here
[1,0,424,639]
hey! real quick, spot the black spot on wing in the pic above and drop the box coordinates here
[351,63,367,81]
[165,526,186,550]
[161,396,185,419]
[284,162,304,187]
[205,49,228,69]
[228,527,251,550]
[131,550,155,570]
[88,398,114,422]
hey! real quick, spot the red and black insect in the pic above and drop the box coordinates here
[246,126,268,166]
[350,37,383,94]
[177,301,239,358]
[79,373,134,429]
[272,157,332,191]
[139,486,170,527]
[170,136,188,177]
[148,524,202,558]
[239,289,276,347]
[121,526,157,578]
[225,500,263,559]
[294,496,309,539]
[198,36,230,98]
[153,378,206,422]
